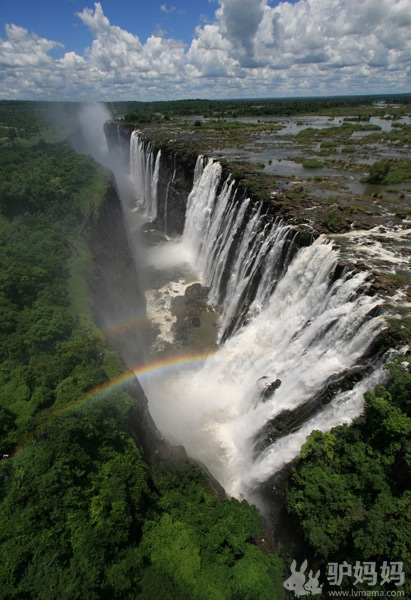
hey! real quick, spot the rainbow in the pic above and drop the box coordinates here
[50,351,214,423]
[99,314,153,337]
[134,351,213,380]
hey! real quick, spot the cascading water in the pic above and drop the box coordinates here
[129,146,386,502]
[130,131,161,220]
[164,156,177,235]
[183,157,301,341]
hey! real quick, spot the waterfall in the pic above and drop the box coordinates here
[164,156,177,235]
[130,131,160,220]
[128,144,386,502]
[147,236,385,499]
[183,157,300,341]
[151,149,161,219]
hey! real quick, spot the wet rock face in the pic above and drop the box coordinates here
[156,148,196,236]
[253,365,367,455]
[185,282,210,302]
[171,283,211,344]
[140,220,169,247]
[85,179,166,459]
[104,121,135,153]
[106,126,196,236]
[257,376,282,401]
[368,273,411,302]
[330,262,346,284]
[86,178,147,367]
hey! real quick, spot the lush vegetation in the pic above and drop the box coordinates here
[365,159,411,185]
[0,144,101,218]
[113,94,411,123]
[302,158,323,169]
[0,140,112,451]
[0,100,82,144]
[2,95,408,137]
[0,395,285,599]
[0,100,53,140]
[297,122,382,144]
[321,209,348,232]
[286,353,411,595]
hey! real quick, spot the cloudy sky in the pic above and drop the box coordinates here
[1,0,410,101]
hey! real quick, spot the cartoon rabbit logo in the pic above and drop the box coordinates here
[283,560,323,597]
[304,570,323,595]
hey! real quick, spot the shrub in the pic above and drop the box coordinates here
[341,147,356,153]
[320,141,338,148]
[322,209,346,232]
[366,160,391,184]
[302,158,323,169]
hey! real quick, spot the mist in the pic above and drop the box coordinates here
[66,102,123,172]
[64,102,150,371]
[74,102,111,166]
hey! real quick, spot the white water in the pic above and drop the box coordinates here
[146,236,385,498]
[183,157,298,341]
[246,366,385,491]
[164,157,177,235]
[130,147,387,500]
[333,226,411,273]
[130,131,161,220]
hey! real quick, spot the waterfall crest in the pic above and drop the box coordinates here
[128,142,386,501]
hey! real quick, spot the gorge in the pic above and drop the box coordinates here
[2,98,410,598]
[99,120,405,510]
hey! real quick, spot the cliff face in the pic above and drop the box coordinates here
[86,177,147,366]
[104,121,135,161]
[104,122,197,236]
[84,177,165,459]
[156,146,197,236]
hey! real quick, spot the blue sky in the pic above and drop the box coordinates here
[1,1,219,56]
[0,0,410,101]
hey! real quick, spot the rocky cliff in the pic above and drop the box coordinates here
[84,176,166,459]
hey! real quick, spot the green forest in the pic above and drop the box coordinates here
[0,100,410,598]
[113,93,411,124]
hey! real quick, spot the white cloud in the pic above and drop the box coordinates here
[0,0,410,100]
[0,24,62,69]
[160,4,177,14]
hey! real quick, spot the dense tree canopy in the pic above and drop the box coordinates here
[286,357,411,596]
[0,144,97,218]
[112,94,411,123]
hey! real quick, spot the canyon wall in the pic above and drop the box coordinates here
[84,176,166,459]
